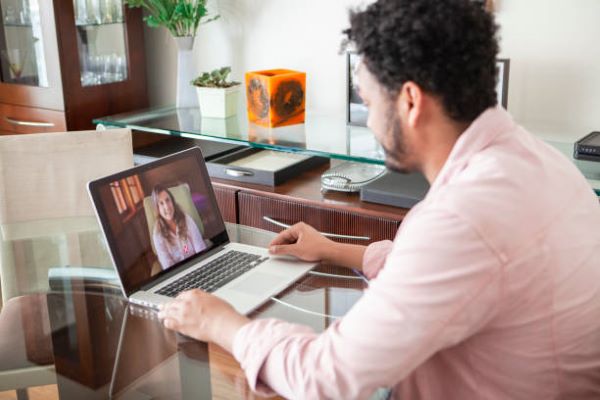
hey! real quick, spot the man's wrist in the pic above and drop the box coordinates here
[322,242,366,270]
[213,311,251,353]
[321,241,337,265]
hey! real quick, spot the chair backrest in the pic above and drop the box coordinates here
[0,129,133,306]
[143,183,205,256]
[0,129,133,224]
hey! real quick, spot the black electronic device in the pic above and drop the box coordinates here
[574,131,600,162]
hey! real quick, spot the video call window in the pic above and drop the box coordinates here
[98,155,226,291]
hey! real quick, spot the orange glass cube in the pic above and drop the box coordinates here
[245,69,306,128]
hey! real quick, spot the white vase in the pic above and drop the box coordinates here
[174,36,198,109]
[196,85,240,118]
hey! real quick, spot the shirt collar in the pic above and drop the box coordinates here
[428,106,516,193]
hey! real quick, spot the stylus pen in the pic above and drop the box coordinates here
[352,269,370,285]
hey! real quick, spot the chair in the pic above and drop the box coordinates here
[0,129,133,399]
[142,183,205,274]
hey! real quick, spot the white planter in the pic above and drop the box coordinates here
[174,36,198,109]
[195,85,240,118]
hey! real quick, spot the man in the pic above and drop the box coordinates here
[159,0,600,398]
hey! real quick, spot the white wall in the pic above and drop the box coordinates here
[144,0,600,139]
[495,0,600,139]
[144,0,362,116]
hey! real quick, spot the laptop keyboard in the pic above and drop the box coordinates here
[156,250,268,297]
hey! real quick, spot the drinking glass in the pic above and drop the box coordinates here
[1,49,28,80]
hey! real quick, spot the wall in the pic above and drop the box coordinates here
[495,0,600,139]
[144,0,600,140]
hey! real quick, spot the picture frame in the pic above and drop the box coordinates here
[345,52,510,125]
[496,58,510,108]
[346,51,369,127]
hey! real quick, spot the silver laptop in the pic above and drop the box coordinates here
[88,147,314,315]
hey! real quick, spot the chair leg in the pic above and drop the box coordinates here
[16,388,29,400]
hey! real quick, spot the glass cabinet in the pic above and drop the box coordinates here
[0,0,48,87]
[72,0,128,86]
[0,0,147,134]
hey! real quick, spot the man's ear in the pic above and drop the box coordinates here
[398,81,423,128]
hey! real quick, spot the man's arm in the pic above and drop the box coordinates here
[234,207,503,399]
[268,222,391,271]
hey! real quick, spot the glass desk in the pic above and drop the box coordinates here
[95,107,600,196]
[0,219,366,399]
[94,106,385,165]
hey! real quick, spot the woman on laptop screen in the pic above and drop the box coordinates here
[151,184,207,270]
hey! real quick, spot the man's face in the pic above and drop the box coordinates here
[356,64,416,174]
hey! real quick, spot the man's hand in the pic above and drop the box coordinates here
[158,289,249,352]
[269,222,368,269]
[269,222,336,262]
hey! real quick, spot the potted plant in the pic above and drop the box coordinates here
[192,67,240,118]
[125,0,219,108]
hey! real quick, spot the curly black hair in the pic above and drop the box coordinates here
[343,0,499,123]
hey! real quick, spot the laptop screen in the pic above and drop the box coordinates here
[89,147,229,296]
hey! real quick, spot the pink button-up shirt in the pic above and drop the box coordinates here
[232,107,600,399]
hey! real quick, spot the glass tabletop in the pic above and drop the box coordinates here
[94,106,386,165]
[94,107,600,195]
[0,219,367,399]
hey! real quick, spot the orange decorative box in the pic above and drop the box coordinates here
[245,69,306,128]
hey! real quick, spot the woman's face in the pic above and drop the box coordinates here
[157,190,175,221]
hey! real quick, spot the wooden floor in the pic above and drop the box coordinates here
[0,385,58,400]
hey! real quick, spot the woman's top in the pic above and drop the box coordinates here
[153,213,207,270]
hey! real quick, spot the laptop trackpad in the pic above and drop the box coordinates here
[229,273,284,296]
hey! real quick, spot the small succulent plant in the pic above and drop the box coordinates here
[191,67,240,88]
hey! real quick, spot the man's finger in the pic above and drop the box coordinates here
[269,227,300,247]
[160,300,184,319]
[163,317,179,330]
[269,243,301,258]
[178,288,204,299]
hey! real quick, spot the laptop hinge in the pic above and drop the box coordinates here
[139,243,229,292]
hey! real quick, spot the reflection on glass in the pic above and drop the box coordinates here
[0,0,48,86]
[1,48,28,78]
[73,0,128,86]
[74,0,124,26]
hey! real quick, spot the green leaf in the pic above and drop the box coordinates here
[125,0,218,37]
[192,66,237,88]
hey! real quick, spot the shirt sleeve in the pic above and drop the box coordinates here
[153,225,174,270]
[233,206,503,399]
[362,240,394,279]
[186,214,206,253]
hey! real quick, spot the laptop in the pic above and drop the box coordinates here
[88,147,315,315]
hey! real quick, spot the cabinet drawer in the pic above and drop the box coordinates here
[0,103,67,134]
[238,192,402,245]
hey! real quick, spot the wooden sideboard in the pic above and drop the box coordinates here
[210,162,408,245]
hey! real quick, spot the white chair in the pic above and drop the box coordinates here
[0,129,133,399]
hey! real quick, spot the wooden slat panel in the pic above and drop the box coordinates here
[238,192,401,245]
[213,184,238,223]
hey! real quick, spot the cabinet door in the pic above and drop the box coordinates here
[0,0,63,110]
[54,2,147,130]
[213,185,238,224]
[238,192,401,245]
